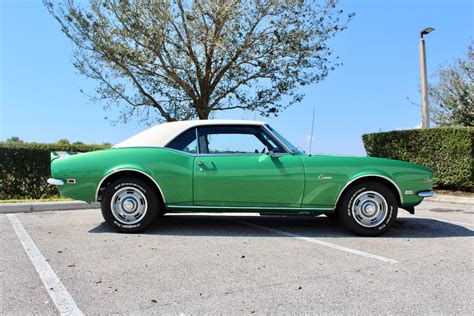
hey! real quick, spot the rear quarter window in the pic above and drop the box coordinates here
[165,128,197,153]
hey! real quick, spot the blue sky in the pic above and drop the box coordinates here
[0,0,472,155]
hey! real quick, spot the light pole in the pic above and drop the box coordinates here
[420,27,434,128]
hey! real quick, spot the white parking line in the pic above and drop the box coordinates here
[6,214,83,316]
[237,220,398,264]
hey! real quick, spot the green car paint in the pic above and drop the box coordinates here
[50,147,433,213]
[299,154,433,208]
[193,154,305,208]
[51,148,195,205]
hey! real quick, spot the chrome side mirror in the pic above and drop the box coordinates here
[265,147,284,158]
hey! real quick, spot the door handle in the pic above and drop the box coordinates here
[196,160,203,166]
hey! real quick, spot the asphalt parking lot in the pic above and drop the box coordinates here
[1,200,473,314]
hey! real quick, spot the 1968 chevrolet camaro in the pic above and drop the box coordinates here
[48,120,434,236]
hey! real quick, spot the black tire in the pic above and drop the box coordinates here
[324,212,339,221]
[101,177,161,233]
[337,181,398,236]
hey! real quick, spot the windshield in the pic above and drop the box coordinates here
[265,124,302,153]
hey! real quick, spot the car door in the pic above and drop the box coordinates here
[193,125,304,208]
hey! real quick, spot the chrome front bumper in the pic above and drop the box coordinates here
[47,178,64,186]
[417,190,435,197]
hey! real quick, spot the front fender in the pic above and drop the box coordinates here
[299,155,418,209]
[336,170,403,206]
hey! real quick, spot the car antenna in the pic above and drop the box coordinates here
[309,105,315,156]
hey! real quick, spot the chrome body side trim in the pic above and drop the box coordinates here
[166,205,333,211]
[417,191,435,197]
[47,178,64,186]
[95,169,166,203]
[163,124,292,156]
[194,152,290,157]
[334,174,404,207]
[195,127,200,154]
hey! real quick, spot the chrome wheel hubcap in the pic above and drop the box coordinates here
[351,191,388,228]
[110,187,148,225]
[122,199,135,212]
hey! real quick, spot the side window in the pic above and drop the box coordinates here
[165,128,197,153]
[207,133,264,154]
[197,126,285,154]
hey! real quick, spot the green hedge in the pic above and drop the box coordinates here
[362,127,474,191]
[0,142,109,200]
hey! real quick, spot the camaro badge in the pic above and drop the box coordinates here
[318,174,332,180]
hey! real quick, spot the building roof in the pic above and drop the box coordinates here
[113,119,265,148]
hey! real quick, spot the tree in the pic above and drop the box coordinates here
[5,136,24,143]
[57,139,70,144]
[44,0,353,123]
[429,44,473,127]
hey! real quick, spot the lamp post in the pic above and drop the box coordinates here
[420,27,434,128]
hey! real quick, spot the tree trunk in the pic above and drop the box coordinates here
[195,98,210,120]
[199,112,209,119]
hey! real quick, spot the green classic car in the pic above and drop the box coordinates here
[48,120,434,236]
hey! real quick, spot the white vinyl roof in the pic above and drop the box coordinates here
[113,120,265,148]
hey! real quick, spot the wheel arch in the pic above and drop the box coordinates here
[335,174,403,209]
[95,169,166,204]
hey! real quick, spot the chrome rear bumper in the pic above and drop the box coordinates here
[47,178,64,186]
[417,190,435,197]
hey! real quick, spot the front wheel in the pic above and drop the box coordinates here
[337,181,398,236]
[101,177,160,233]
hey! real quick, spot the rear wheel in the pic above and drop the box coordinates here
[337,181,398,236]
[101,177,160,233]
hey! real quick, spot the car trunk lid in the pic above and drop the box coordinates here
[50,151,79,161]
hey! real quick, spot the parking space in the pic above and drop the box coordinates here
[1,200,473,314]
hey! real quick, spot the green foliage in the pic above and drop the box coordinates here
[0,142,109,200]
[57,138,70,144]
[363,127,474,191]
[429,44,473,127]
[44,0,353,122]
[6,136,24,143]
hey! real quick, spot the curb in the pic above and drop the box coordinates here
[0,201,100,214]
[425,195,473,205]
